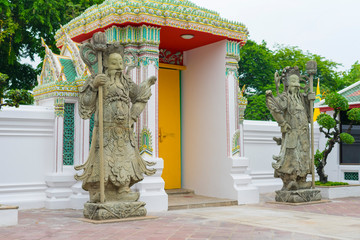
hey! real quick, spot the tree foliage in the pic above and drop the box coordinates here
[0,73,33,109]
[0,0,103,91]
[342,61,360,87]
[239,40,353,120]
[238,40,277,94]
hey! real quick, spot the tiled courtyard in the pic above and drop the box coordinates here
[1,195,360,240]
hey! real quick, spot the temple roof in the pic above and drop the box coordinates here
[55,0,248,50]
[316,80,360,111]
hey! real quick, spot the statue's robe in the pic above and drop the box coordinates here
[75,73,155,190]
[267,92,311,179]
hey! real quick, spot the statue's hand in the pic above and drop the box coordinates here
[308,92,315,101]
[281,122,292,133]
[148,76,157,86]
[266,90,273,96]
[93,74,107,88]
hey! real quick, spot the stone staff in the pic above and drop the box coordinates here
[80,32,107,203]
[306,61,317,189]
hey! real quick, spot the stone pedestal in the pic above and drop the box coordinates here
[83,202,147,220]
[0,205,18,227]
[275,189,322,203]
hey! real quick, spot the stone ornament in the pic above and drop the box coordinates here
[266,63,321,203]
[75,32,156,219]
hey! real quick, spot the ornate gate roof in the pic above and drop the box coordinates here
[55,0,248,51]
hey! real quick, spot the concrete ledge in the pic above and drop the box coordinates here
[317,185,360,199]
[0,205,18,226]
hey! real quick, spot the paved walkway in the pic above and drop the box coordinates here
[1,195,360,240]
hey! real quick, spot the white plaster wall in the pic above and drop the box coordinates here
[0,106,54,209]
[182,40,237,200]
[243,120,282,192]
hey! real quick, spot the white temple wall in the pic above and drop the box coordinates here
[244,120,321,193]
[182,40,238,200]
[0,105,326,209]
[243,120,282,192]
[0,106,54,209]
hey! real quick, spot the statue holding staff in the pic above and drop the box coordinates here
[266,63,321,203]
[75,32,156,219]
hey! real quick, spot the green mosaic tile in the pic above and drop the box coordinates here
[59,58,77,82]
[63,103,75,165]
[344,172,359,181]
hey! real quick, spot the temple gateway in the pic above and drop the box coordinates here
[32,0,258,211]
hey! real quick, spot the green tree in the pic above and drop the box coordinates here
[239,40,345,120]
[0,0,103,91]
[315,93,360,183]
[273,44,343,92]
[342,61,360,87]
[238,40,277,120]
[238,40,277,94]
[0,72,33,109]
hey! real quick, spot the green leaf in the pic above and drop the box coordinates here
[347,108,360,122]
[317,113,336,129]
[314,149,323,168]
[325,92,349,111]
[339,133,355,144]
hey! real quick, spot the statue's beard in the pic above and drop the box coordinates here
[108,70,123,82]
[288,86,301,102]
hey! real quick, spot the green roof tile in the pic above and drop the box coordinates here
[340,82,360,103]
[318,81,360,107]
[59,58,77,83]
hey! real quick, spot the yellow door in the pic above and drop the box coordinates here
[158,67,181,189]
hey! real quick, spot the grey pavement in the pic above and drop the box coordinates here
[0,194,359,240]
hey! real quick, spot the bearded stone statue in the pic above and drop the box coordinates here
[75,33,156,220]
[266,66,321,203]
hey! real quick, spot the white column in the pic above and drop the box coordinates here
[70,99,89,209]
[226,41,259,204]
[45,98,77,209]
[133,42,168,212]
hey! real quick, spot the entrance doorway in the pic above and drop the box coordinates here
[158,64,184,189]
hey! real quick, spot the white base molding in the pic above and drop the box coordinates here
[70,181,89,209]
[0,205,18,227]
[134,157,168,212]
[45,172,76,209]
[317,185,360,199]
[231,157,259,204]
[0,183,47,209]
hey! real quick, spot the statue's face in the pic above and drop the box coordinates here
[288,75,300,88]
[108,53,124,71]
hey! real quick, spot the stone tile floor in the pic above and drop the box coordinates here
[1,194,360,240]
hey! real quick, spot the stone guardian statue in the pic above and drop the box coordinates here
[266,64,321,203]
[75,32,156,220]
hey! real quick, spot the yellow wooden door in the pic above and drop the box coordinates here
[158,67,181,189]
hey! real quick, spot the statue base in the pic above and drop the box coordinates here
[275,189,322,203]
[83,201,147,220]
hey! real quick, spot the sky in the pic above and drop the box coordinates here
[190,0,360,71]
[25,0,360,71]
